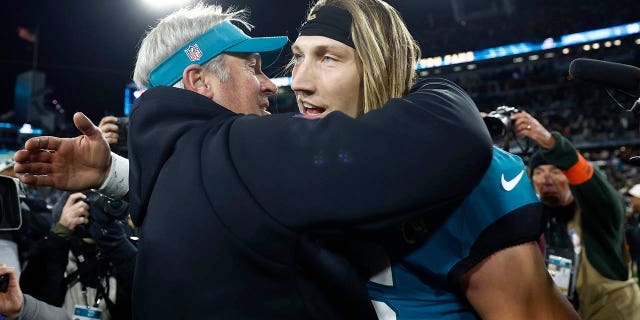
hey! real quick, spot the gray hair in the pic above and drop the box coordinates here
[133,3,251,88]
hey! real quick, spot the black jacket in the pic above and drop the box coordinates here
[128,78,493,319]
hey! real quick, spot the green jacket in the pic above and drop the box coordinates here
[539,131,627,281]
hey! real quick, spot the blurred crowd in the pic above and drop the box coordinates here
[418,0,640,56]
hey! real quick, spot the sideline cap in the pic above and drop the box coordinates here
[148,20,288,88]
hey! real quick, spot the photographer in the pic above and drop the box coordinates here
[512,110,640,319]
[19,191,135,320]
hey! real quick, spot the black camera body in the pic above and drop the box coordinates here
[82,190,129,225]
[75,189,129,238]
[0,175,25,231]
[0,274,8,293]
[483,105,521,138]
[112,116,129,158]
[74,190,128,239]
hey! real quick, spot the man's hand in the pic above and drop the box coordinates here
[511,111,556,149]
[0,265,24,318]
[59,192,90,230]
[13,112,112,191]
[98,116,120,145]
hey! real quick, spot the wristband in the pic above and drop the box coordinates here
[562,153,594,185]
[98,152,129,199]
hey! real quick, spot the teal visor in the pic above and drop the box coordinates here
[148,20,288,88]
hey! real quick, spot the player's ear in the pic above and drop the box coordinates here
[182,64,213,99]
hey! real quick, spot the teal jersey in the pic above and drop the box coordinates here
[367,147,544,319]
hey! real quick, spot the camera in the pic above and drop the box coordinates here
[74,190,129,239]
[112,116,129,158]
[82,190,129,226]
[483,105,520,138]
[0,273,8,293]
[0,175,25,231]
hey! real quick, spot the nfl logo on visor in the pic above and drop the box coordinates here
[184,44,203,62]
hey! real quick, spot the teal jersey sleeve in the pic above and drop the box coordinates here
[368,147,544,320]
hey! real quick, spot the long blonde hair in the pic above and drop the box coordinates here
[308,0,421,114]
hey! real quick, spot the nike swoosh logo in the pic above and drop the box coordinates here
[501,170,525,191]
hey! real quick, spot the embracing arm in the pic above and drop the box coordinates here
[462,242,579,320]
[227,79,493,230]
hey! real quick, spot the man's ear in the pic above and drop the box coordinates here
[182,64,213,99]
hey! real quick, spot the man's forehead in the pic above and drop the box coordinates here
[225,52,261,62]
[292,35,352,53]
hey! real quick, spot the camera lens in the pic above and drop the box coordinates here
[483,116,507,138]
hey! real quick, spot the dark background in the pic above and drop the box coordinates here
[1,0,638,125]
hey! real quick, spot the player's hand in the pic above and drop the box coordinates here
[13,112,112,190]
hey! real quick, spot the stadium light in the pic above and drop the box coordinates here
[614,39,622,46]
[142,0,193,9]
[636,38,640,45]
[583,44,591,51]
[592,43,600,49]
[562,48,570,54]
[604,41,612,47]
